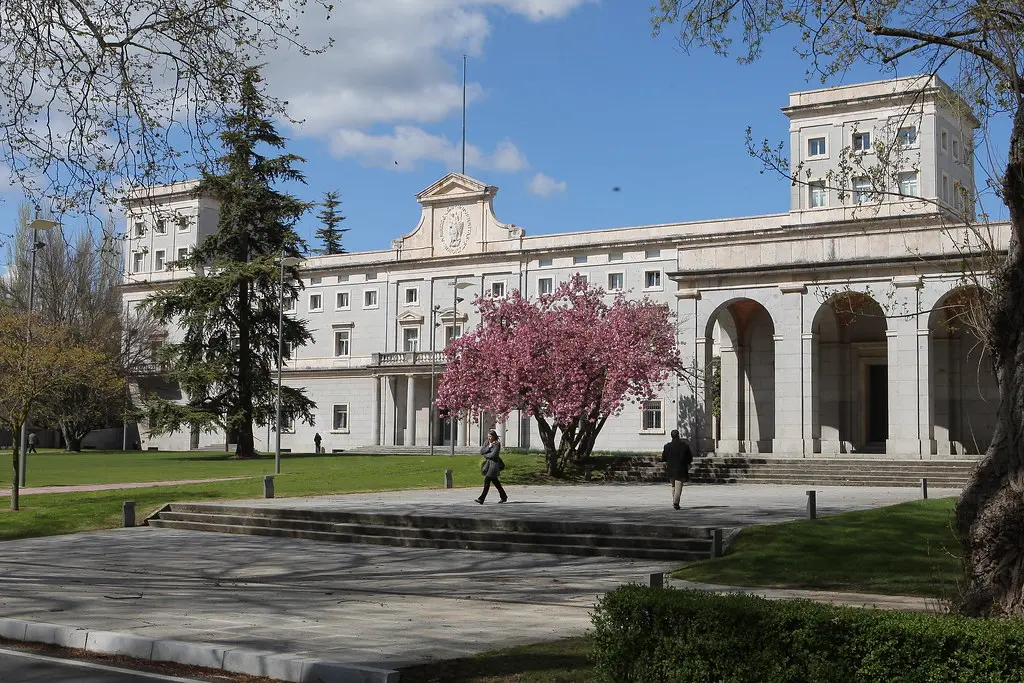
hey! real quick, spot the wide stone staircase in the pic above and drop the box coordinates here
[145,502,716,561]
[594,455,979,488]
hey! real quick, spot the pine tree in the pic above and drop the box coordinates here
[144,68,315,458]
[315,190,348,255]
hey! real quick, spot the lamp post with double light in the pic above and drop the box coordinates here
[275,255,301,475]
[429,304,442,456]
[19,218,59,487]
[449,279,473,456]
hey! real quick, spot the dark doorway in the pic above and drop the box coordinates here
[867,364,888,445]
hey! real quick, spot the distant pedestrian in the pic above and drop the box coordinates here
[313,432,322,454]
[27,431,38,453]
[475,429,507,504]
[661,429,693,510]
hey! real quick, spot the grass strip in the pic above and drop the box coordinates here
[672,497,962,599]
[0,452,548,541]
[399,636,594,683]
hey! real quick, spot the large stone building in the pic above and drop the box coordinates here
[122,74,1004,458]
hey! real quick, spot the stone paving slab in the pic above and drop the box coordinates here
[0,483,958,674]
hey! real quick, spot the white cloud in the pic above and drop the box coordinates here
[331,126,529,172]
[527,172,567,197]
[260,1,592,166]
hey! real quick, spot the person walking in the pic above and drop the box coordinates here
[27,432,38,453]
[475,429,507,504]
[313,432,322,454]
[661,429,693,510]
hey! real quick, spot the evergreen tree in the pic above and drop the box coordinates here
[144,68,315,458]
[315,190,348,255]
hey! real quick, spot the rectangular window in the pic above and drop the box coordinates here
[644,270,662,290]
[280,413,295,433]
[404,287,419,305]
[952,139,960,163]
[942,174,949,202]
[645,249,661,259]
[154,250,166,271]
[538,257,553,268]
[283,296,296,313]
[538,277,553,295]
[809,181,827,208]
[576,273,589,285]
[132,252,145,273]
[608,251,624,262]
[310,276,322,285]
[490,281,506,298]
[403,327,419,352]
[334,330,351,357]
[365,272,378,281]
[807,137,826,157]
[954,182,965,211]
[941,129,948,152]
[363,289,378,309]
[134,221,145,237]
[607,272,624,291]
[898,171,919,197]
[309,293,323,312]
[444,325,462,347]
[898,126,917,146]
[852,131,871,152]
[332,404,349,431]
[335,291,350,310]
[177,215,190,232]
[573,255,587,265]
[337,274,349,283]
[641,400,663,432]
[282,342,293,360]
[853,177,872,205]
[154,219,167,235]
[177,247,189,261]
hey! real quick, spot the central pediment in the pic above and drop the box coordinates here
[391,173,525,259]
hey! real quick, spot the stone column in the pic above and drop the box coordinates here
[405,374,416,446]
[802,331,820,454]
[917,327,936,457]
[676,289,706,448]
[459,417,469,447]
[773,284,806,455]
[383,376,397,446]
[932,337,952,455]
[717,343,743,453]
[372,377,382,446]
[886,276,929,456]
[497,420,507,443]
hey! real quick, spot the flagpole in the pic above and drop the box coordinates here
[461,54,467,175]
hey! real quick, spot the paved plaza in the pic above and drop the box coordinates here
[0,483,958,675]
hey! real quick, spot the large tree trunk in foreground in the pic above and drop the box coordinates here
[955,99,1024,617]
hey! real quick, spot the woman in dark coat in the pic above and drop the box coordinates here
[475,429,508,504]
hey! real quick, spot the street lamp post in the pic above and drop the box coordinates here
[275,255,301,476]
[19,218,59,487]
[429,304,441,456]
[449,279,473,457]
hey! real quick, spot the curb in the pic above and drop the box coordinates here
[0,618,399,683]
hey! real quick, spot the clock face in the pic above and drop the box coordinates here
[439,206,472,254]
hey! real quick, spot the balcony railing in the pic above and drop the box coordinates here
[371,351,446,367]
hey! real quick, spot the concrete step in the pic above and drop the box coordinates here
[147,518,710,561]
[155,511,711,553]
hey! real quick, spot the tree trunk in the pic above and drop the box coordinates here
[534,410,559,475]
[59,421,86,452]
[954,96,1024,617]
[234,275,257,459]
[10,444,19,511]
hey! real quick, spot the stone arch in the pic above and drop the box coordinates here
[704,298,776,453]
[811,291,888,453]
[928,286,997,455]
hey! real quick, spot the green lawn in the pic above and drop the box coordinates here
[0,450,548,541]
[672,497,962,599]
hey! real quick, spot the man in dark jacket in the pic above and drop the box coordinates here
[661,429,693,510]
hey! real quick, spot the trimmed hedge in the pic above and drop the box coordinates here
[591,585,1024,682]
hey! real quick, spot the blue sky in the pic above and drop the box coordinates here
[0,1,1011,255]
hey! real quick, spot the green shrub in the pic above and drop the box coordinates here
[591,585,1024,682]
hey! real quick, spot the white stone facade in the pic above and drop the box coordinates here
[122,75,1004,458]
